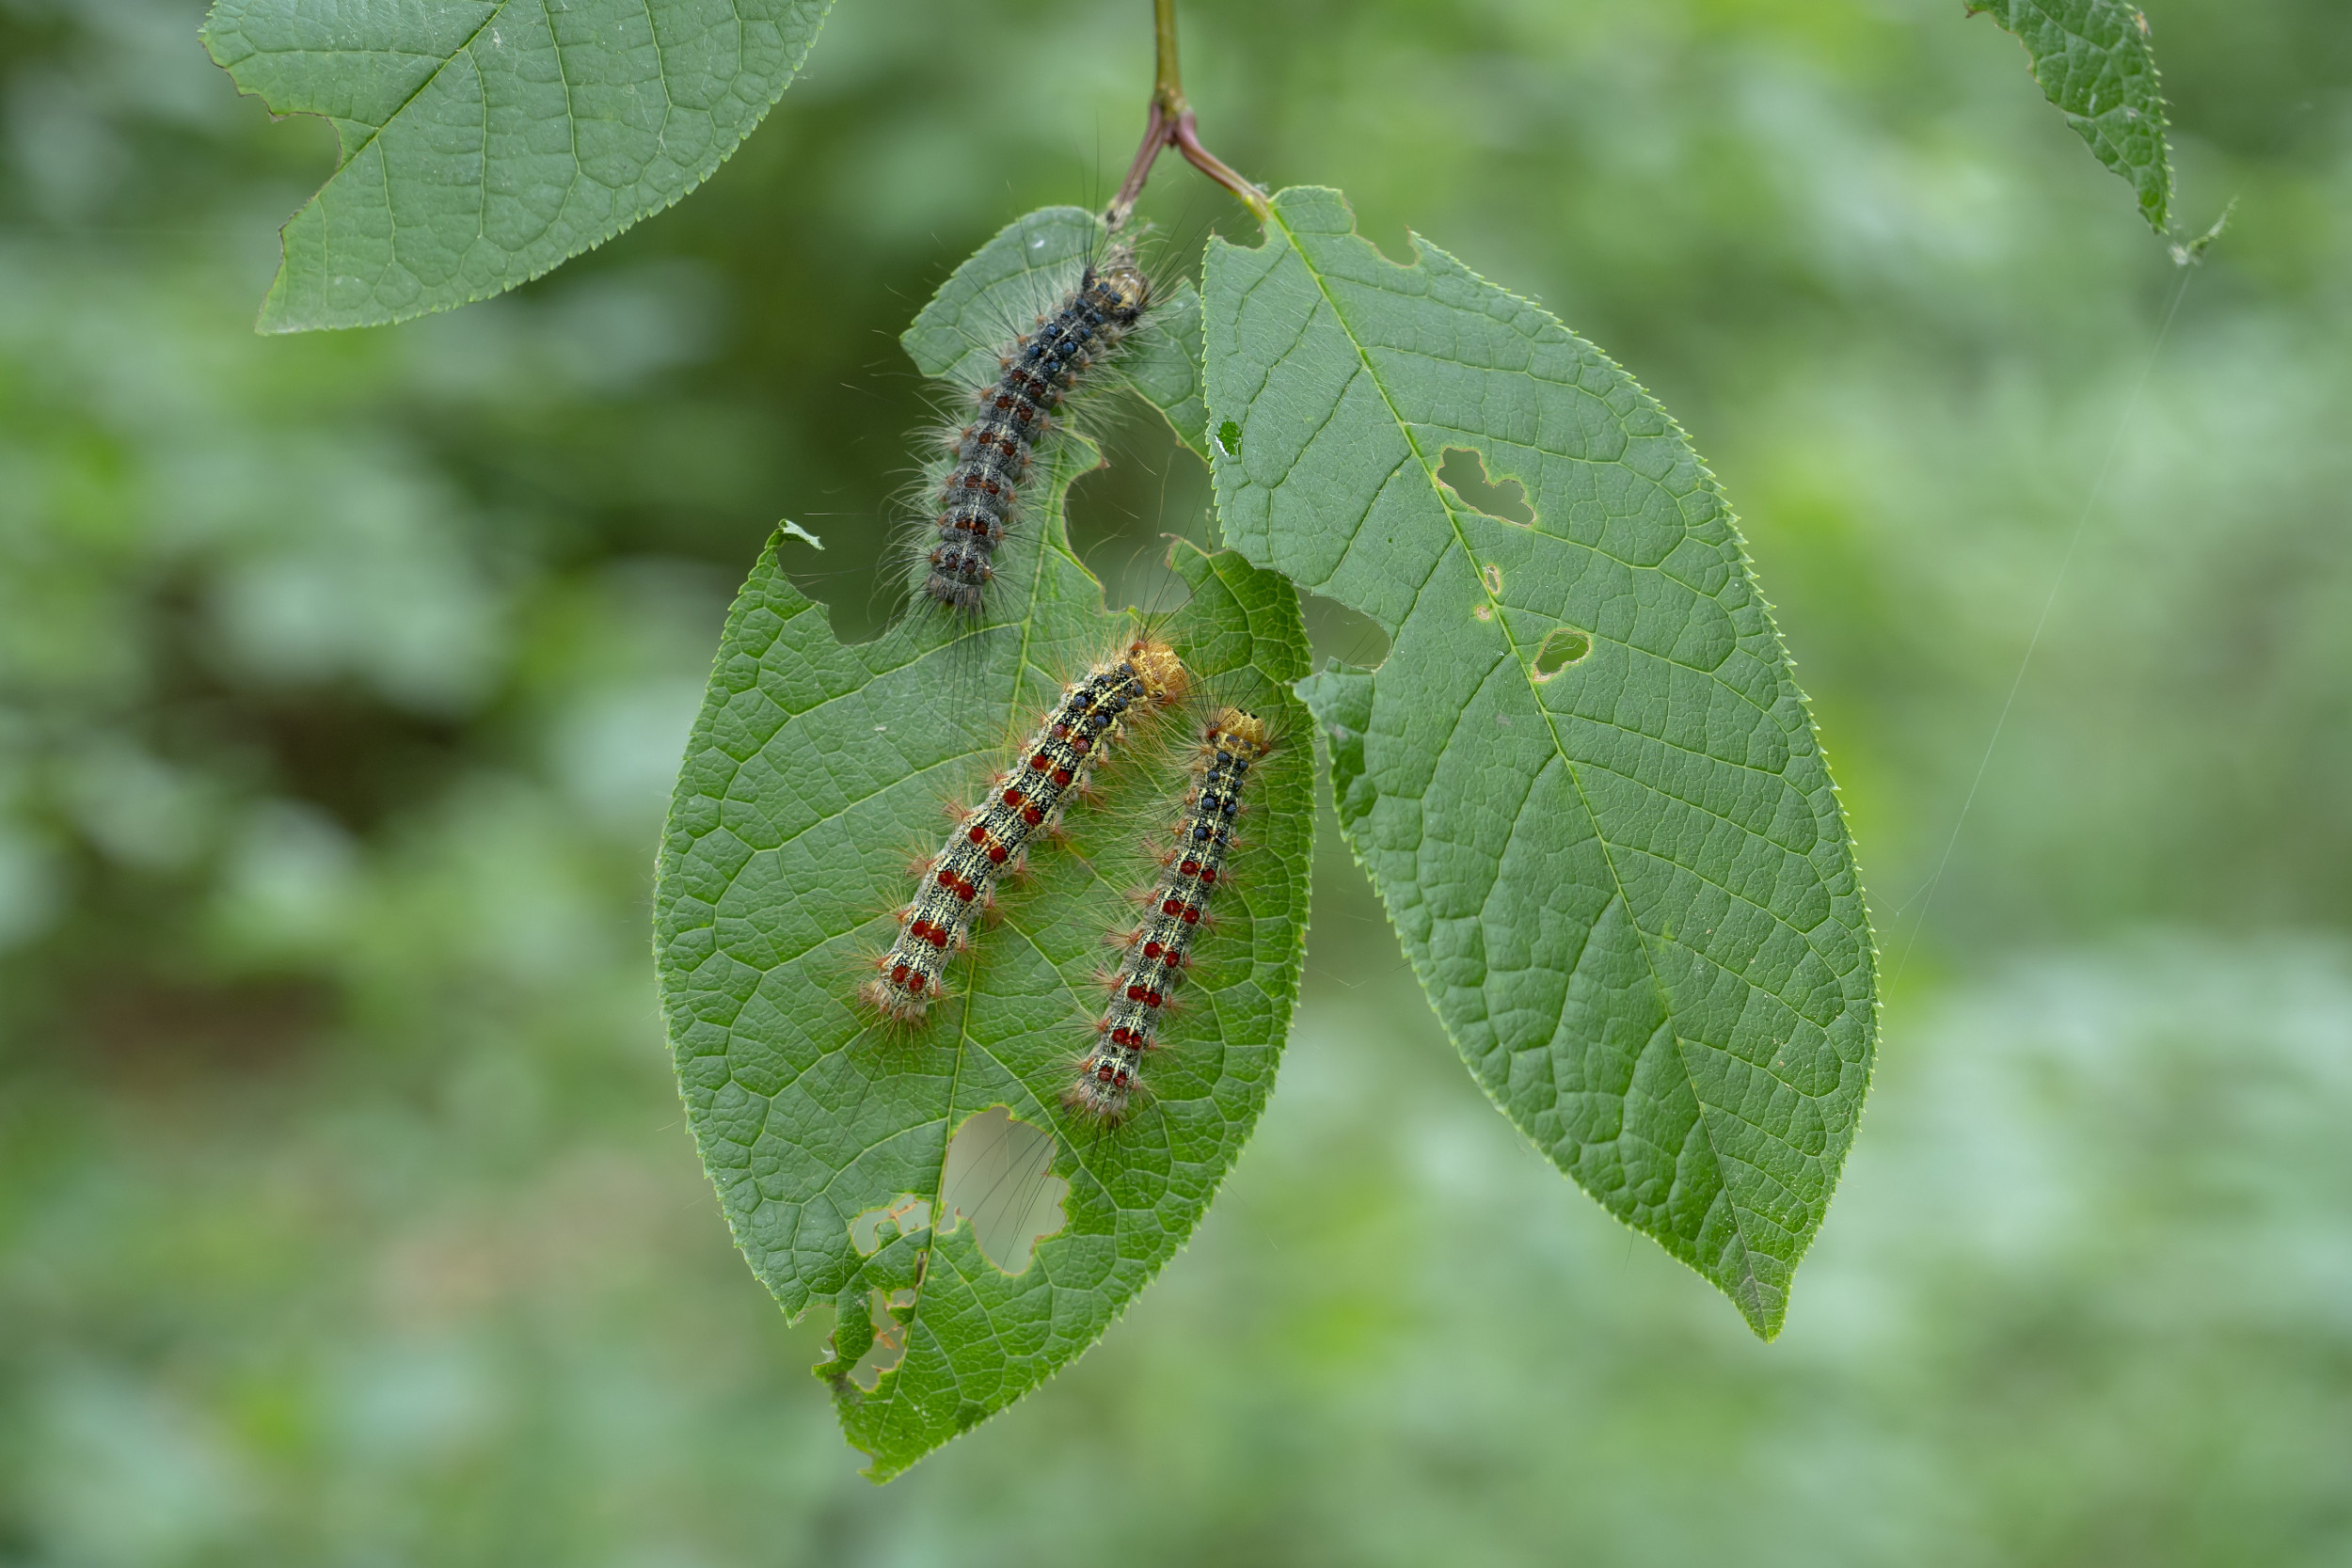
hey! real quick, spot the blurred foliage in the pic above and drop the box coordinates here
[1,0,2347,1559]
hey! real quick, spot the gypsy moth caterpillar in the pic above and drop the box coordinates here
[1065,706,1273,1124]
[914,241,1154,618]
[860,637,1188,1024]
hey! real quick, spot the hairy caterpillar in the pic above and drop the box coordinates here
[920,245,1152,616]
[1066,707,1273,1124]
[861,638,1188,1024]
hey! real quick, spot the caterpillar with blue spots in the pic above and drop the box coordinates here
[920,245,1152,617]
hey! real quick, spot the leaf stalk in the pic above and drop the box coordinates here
[1104,0,1267,231]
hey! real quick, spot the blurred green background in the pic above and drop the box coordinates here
[5,0,2350,1560]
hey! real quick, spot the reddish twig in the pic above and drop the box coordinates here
[1104,0,1266,232]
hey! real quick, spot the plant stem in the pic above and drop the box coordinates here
[1104,0,1266,231]
[1152,0,1182,114]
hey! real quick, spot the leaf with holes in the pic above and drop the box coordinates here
[1967,0,2172,231]
[655,213,1311,1478]
[1203,186,1874,1338]
[200,0,836,332]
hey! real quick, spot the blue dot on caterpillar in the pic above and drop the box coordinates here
[860,638,1187,1025]
[1066,706,1274,1126]
[924,246,1152,616]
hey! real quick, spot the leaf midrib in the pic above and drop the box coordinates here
[1261,202,1769,1317]
[326,1,508,170]
[877,434,1105,1421]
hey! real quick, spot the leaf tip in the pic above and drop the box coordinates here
[1721,1260,1788,1340]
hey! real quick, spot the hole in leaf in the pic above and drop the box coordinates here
[848,1287,917,1390]
[1531,627,1591,681]
[939,1105,1067,1275]
[1438,447,1535,527]
[1302,591,1391,671]
[1216,419,1243,456]
[848,1194,932,1256]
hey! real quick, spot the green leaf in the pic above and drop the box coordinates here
[1967,0,2173,232]
[656,215,1311,1479]
[199,0,835,332]
[1203,187,1874,1338]
[901,205,1210,463]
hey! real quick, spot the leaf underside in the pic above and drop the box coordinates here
[1967,0,2172,232]
[200,0,836,331]
[1203,187,1876,1338]
[655,210,1311,1479]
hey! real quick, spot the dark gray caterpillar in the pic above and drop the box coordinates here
[1067,706,1271,1123]
[924,247,1152,615]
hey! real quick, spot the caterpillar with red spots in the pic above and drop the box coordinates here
[918,245,1152,616]
[861,638,1188,1024]
[1066,706,1273,1124]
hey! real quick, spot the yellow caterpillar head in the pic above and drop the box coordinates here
[1127,637,1187,706]
[1208,707,1272,757]
[1092,246,1151,322]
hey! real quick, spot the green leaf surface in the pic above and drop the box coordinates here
[656,214,1311,1479]
[1203,187,1874,1338]
[901,205,1210,463]
[199,0,835,331]
[1967,0,2172,231]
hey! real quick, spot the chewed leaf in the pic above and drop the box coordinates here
[200,0,836,331]
[1204,186,1875,1338]
[1967,0,2173,232]
[655,209,1310,1479]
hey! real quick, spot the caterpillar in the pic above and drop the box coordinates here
[861,638,1188,1024]
[1065,706,1273,1125]
[921,245,1152,617]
